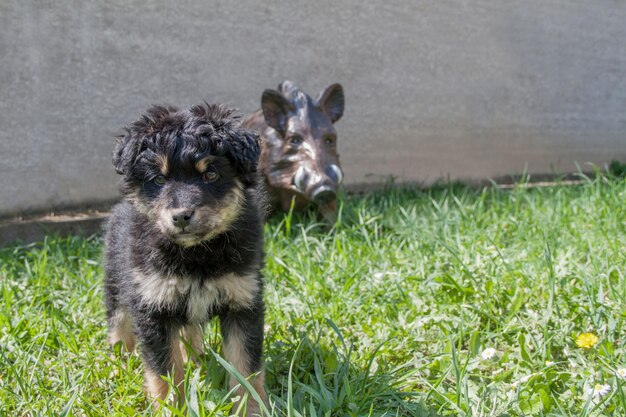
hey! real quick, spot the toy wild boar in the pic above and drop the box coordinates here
[242,81,345,222]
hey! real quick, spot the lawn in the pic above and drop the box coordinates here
[1,175,625,416]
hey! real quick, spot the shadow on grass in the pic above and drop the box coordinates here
[261,321,438,417]
[146,320,439,416]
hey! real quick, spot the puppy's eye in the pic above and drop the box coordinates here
[154,175,166,185]
[324,136,336,145]
[203,169,219,183]
[289,135,303,146]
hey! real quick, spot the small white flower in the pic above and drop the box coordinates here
[203,400,217,411]
[616,368,626,380]
[545,361,555,367]
[481,347,497,360]
[510,375,531,390]
[507,388,517,401]
[373,272,384,280]
[586,383,611,399]
[519,375,532,383]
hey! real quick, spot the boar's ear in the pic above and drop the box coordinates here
[315,83,344,123]
[261,90,292,135]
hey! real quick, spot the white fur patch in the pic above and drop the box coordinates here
[216,272,260,309]
[187,273,260,323]
[133,268,191,310]
[186,280,221,323]
[134,269,260,319]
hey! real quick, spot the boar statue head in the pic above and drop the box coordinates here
[242,81,345,222]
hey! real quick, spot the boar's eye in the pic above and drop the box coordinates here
[154,175,166,186]
[289,135,303,146]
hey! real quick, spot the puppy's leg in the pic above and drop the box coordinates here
[135,317,185,407]
[220,302,266,416]
[181,324,204,364]
[107,308,136,352]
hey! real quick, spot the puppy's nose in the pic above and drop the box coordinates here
[171,210,194,229]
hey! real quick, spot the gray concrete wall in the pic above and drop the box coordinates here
[1,0,625,218]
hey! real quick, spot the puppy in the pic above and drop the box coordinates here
[104,103,267,414]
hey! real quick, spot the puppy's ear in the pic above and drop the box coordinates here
[112,134,136,176]
[261,90,293,135]
[225,128,261,186]
[315,83,344,123]
[112,105,176,175]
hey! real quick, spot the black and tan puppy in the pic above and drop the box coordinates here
[104,103,266,414]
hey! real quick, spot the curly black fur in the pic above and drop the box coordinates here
[104,103,267,410]
[114,103,260,187]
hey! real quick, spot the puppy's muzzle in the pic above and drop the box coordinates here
[171,209,194,229]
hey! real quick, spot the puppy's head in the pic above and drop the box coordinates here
[113,103,260,247]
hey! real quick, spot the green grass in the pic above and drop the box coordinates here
[1,174,626,416]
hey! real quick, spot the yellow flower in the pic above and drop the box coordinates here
[575,332,599,349]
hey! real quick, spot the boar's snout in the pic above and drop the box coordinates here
[311,187,336,205]
[293,164,343,205]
